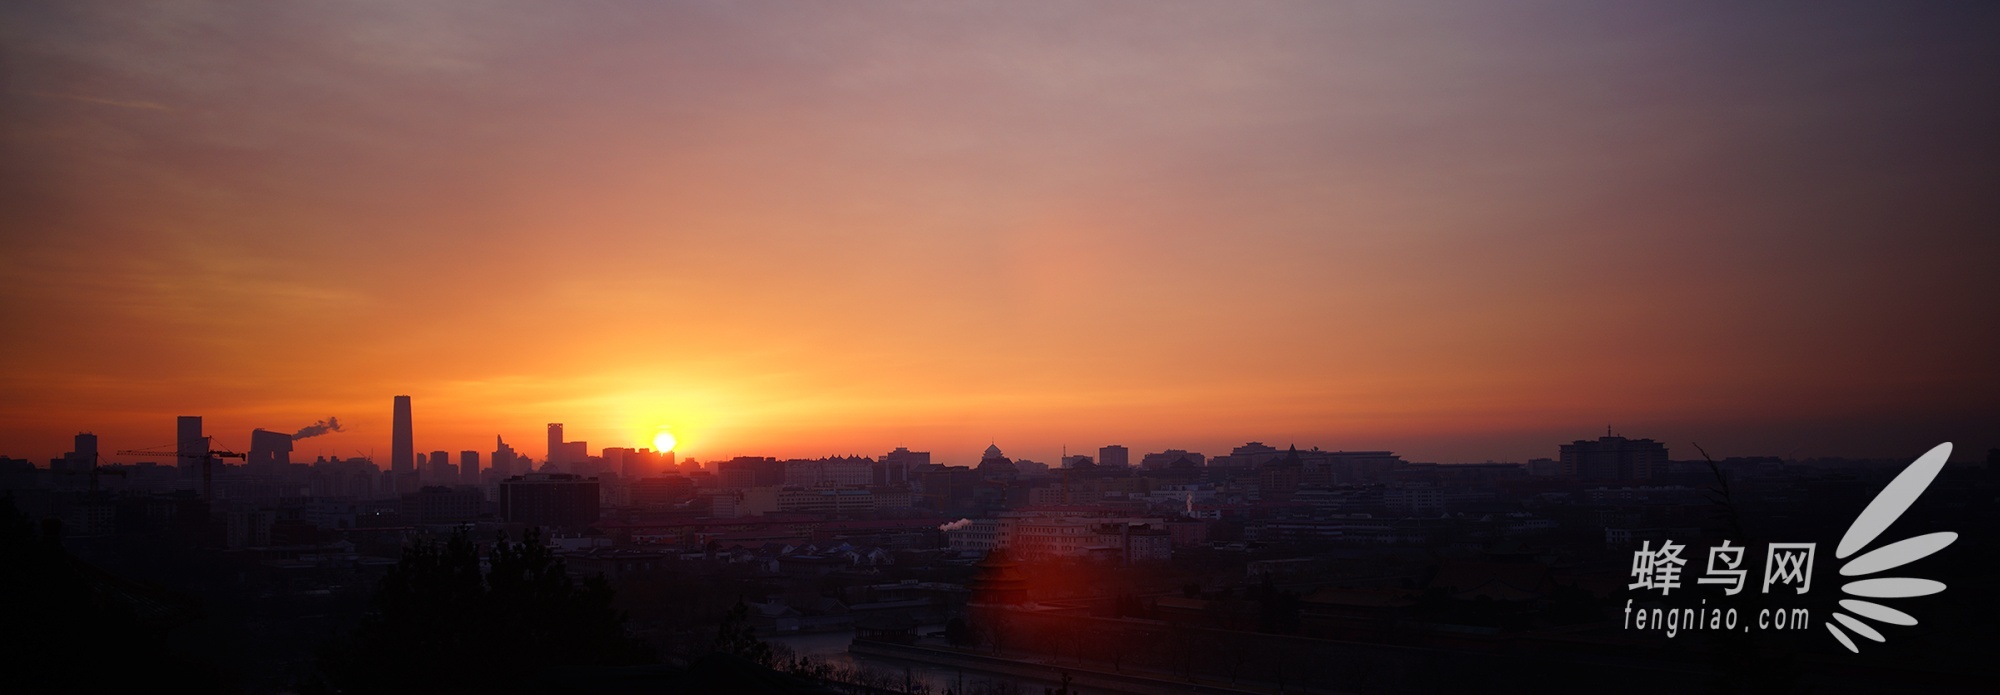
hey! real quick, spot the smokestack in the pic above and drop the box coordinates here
[292,416,343,440]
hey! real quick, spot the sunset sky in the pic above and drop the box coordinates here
[3,2,1996,466]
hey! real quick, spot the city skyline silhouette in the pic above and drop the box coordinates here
[1,4,1995,693]
[3,3,1996,467]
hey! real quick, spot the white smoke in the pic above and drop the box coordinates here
[938,518,973,532]
[292,416,344,440]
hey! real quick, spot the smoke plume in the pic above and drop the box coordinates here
[938,518,973,532]
[292,417,343,440]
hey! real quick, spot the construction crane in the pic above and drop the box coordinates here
[116,442,246,501]
[50,454,129,493]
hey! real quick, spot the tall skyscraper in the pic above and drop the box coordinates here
[547,423,565,469]
[58,432,99,471]
[429,449,451,482]
[177,415,215,499]
[177,416,205,472]
[71,432,97,463]
[460,450,480,485]
[492,436,517,479]
[392,395,414,476]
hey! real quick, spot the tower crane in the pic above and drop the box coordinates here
[116,442,245,501]
[50,453,129,493]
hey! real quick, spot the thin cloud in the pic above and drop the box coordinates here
[33,91,174,111]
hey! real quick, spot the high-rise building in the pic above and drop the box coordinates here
[881,447,929,484]
[547,423,565,469]
[177,415,217,499]
[1559,434,1668,480]
[492,436,518,479]
[1098,445,1130,469]
[71,432,97,463]
[499,473,600,528]
[248,428,293,468]
[459,451,480,485]
[428,449,451,483]
[57,432,99,472]
[605,447,665,479]
[391,396,414,477]
[177,416,206,473]
[717,456,784,487]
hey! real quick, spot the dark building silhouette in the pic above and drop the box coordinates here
[613,447,671,479]
[176,415,206,474]
[975,444,1018,480]
[1259,446,1306,501]
[967,549,1029,606]
[547,423,564,468]
[1140,448,1204,469]
[401,485,483,524]
[1098,444,1129,469]
[459,450,479,485]
[492,436,518,479]
[920,466,977,511]
[428,449,451,483]
[72,431,97,462]
[248,428,292,468]
[1560,434,1667,480]
[717,456,784,487]
[631,476,694,507]
[544,423,588,470]
[391,395,414,477]
[1212,441,1281,468]
[880,446,930,485]
[56,432,98,472]
[499,473,600,527]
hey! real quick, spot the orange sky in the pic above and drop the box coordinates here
[3,3,1996,466]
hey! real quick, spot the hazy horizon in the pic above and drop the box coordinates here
[5,2,1996,466]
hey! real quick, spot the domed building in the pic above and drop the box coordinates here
[974,443,1018,480]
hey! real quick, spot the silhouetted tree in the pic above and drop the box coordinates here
[0,495,229,692]
[317,528,649,694]
[712,599,776,667]
[1695,445,1799,694]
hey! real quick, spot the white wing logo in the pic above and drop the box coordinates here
[1824,442,1957,653]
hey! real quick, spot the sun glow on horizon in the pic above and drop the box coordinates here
[652,430,677,453]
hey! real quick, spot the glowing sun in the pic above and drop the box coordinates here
[652,431,678,453]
